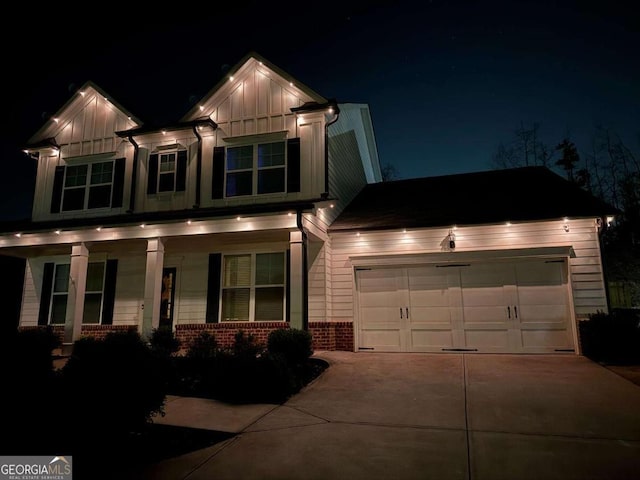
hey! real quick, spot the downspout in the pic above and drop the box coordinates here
[192,125,202,208]
[296,209,309,331]
[127,134,139,213]
[323,101,340,197]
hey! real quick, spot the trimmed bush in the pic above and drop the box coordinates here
[59,330,168,441]
[267,328,313,366]
[186,331,218,359]
[579,309,640,364]
[150,326,181,357]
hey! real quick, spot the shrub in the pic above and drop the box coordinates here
[579,309,640,364]
[4,327,62,450]
[59,330,168,443]
[232,329,265,358]
[150,326,181,357]
[186,331,218,359]
[267,328,313,366]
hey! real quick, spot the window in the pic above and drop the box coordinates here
[62,161,113,211]
[147,150,187,194]
[226,142,286,197]
[49,262,106,325]
[221,252,285,321]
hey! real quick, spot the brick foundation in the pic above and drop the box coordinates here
[175,321,354,352]
[19,321,355,353]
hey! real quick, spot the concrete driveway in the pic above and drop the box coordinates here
[142,352,640,480]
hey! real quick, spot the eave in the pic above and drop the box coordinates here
[115,117,217,138]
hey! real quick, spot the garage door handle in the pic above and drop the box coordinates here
[406,307,409,319]
[507,306,511,318]
[514,306,518,318]
[400,308,403,319]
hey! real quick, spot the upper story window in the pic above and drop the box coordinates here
[226,142,286,197]
[147,149,188,195]
[212,137,300,200]
[50,158,125,214]
[62,162,113,211]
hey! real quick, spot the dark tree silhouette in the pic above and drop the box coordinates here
[555,138,580,181]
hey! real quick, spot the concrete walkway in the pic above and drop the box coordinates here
[137,352,640,480]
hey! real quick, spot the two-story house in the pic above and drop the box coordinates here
[1,52,617,355]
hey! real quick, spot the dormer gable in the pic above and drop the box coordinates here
[25,81,141,159]
[182,52,326,138]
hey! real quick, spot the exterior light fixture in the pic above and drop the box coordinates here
[53,118,59,123]
[606,216,615,226]
[187,220,192,225]
[161,130,167,135]
[448,230,456,249]
[229,76,234,82]
[199,105,204,111]
[96,227,102,231]
[79,91,86,97]
[506,222,511,226]
[140,224,145,228]
[236,216,241,221]
[287,212,293,216]
[356,232,361,237]
[15,233,21,238]
[54,230,61,235]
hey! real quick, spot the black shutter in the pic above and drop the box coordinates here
[101,259,118,325]
[50,166,65,213]
[287,138,301,193]
[38,263,55,325]
[111,158,126,208]
[205,253,222,323]
[176,150,188,192]
[285,249,291,323]
[147,153,158,194]
[212,146,225,199]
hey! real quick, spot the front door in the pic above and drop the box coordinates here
[160,267,176,329]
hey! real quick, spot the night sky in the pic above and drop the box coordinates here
[1,0,637,221]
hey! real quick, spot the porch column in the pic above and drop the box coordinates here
[63,243,89,354]
[289,230,306,330]
[142,238,165,340]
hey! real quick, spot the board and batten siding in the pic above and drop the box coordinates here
[31,91,137,222]
[328,218,608,322]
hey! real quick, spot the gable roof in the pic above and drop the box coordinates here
[181,51,327,122]
[329,166,619,232]
[25,81,142,147]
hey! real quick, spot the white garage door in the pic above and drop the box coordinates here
[356,258,574,353]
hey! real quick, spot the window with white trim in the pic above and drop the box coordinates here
[221,252,286,321]
[226,141,286,197]
[62,161,114,211]
[158,152,177,192]
[49,262,106,325]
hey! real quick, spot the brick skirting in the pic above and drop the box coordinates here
[19,322,355,352]
[175,321,354,352]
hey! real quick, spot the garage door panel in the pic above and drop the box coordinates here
[520,329,572,349]
[517,286,566,305]
[409,306,453,324]
[462,306,507,324]
[465,330,509,349]
[360,307,403,326]
[518,305,568,324]
[361,330,402,350]
[411,329,454,350]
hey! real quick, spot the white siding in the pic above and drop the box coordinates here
[31,89,138,222]
[325,117,368,225]
[168,253,209,325]
[112,254,145,326]
[19,261,39,327]
[308,241,327,321]
[328,218,607,321]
